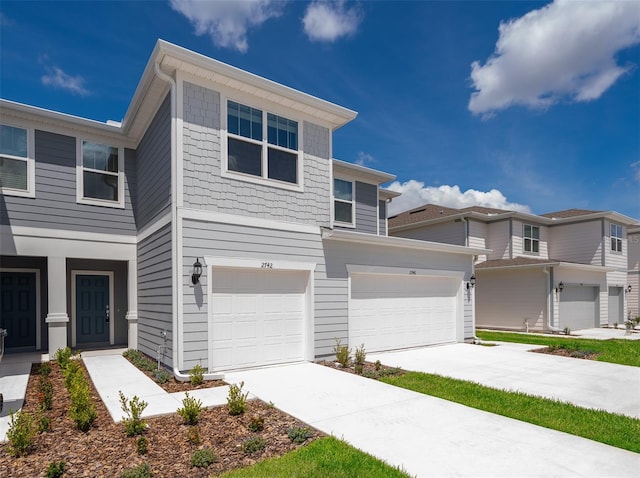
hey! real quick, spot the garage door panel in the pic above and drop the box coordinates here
[559,286,597,330]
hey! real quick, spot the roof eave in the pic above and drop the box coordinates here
[332,158,396,184]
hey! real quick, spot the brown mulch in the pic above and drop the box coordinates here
[126,359,227,393]
[0,361,322,477]
[532,347,600,361]
[319,360,405,379]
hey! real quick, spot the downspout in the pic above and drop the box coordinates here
[154,60,223,382]
[543,266,561,332]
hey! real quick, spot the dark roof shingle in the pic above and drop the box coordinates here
[541,208,602,219]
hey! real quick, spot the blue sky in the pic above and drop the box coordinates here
[1,0,639,219]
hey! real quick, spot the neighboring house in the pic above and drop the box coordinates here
[389,205,638,332]
[0,40,487,374]
[629,226,640,319]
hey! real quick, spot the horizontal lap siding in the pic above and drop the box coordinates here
[379,200,386,236]
[1,130,136,235]
[354,182,377,234]
[137,224,173,366]
[549,220,602,265]
[393,221,465,245]
[487,221,510,260]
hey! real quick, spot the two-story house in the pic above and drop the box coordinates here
[389,205,637,332]
[0,40,487,376]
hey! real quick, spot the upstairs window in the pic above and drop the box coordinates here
[77,140,124,208]
[226,100,300,188]
[334,178,354,225]
[0,124,34,197]
[523,224,540,253]
[610,223,623,252]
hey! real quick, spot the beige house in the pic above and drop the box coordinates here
[390,206,638,332]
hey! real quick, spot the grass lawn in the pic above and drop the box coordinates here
[476,330,640,367]
[381,372,640,453]
[219,436,411,478]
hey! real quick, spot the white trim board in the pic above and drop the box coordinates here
[182,208,320,235]
[70,271,115,348]
[346,264,465,279]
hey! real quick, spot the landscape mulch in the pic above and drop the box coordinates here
[0,361,321,477]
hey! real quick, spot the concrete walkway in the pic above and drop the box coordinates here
[226,362,640,478]
[0,353,40,442]
[369,343,640,418]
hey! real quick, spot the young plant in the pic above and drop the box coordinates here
[6,410,36,457]
[189,363,206,385]
[68,374,97,431]
[53,347,73,370]
[120,463,152,478]
[287,426,312,444]
[37,411,51,433]
[38,375,54,410]
[227,381,248,416]
[177,392,203,425]
[354,363,364,375]
[153,368,171,384]
[333,338,351,368]
[45,461,66,478]
[190,448,217,468]
[186,425,201,445]
[243,436,266,454]
[137,436,149,455]
[39,362,52,377]
[119,391,148,436]
[563,326,571,336]
[248,415,264,432]
[354,343,366,366]
[374,359,382,371]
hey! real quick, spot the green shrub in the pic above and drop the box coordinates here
[153,368,171,384]
[123,349,156,372]
[45,461,66,478]
[362,369,378,379]
[6,410,36,457]
[39,362,52,377]
[177,392,203,425]
[354,363,363,375]
[53,347,73,370]
[190,448,217,468]
[63,361,82,389]
[137,436,149,455]
[37,412,51,433]
[354,343,366,366]
[38,375,54,410]
[186,425,201,445]
[119,391,148,436]
[248,415,264,432]
[287,426,312,444]
[333,338,351,367]
[563,326,571,335]
[189,363,206,385]
[374,359,382,371]
[68,376,97,432]
[227,381,248,416]
[120,463,152,478]
[243,436,266,454]
[378,367,403,377]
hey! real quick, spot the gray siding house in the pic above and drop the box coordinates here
[1,40,485,376]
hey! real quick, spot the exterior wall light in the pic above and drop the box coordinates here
[627,284,633,293]
[556,281,564,293]
[191,258,203,285]
[467,275,476,290]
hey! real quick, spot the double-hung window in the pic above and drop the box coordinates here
[610,223,623,252]
[333,178,354,226]
[77,140,124,208]
[226,100,300,188]
[0,123,35,197]
[523,224,540,253]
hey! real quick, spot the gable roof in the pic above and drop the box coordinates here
[388,204,462,227]
[540,208,603,219]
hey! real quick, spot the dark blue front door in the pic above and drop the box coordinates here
[0,271,37,349]
[76,275,110,344]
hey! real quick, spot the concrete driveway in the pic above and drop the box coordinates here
[226,363,640,478]
[369,343,640,419]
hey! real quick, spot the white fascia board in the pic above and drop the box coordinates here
[476,262,561,272]
[379,188,401,200]
[332,158,396,184]
[628,227,640,234]
[322,228,489,256]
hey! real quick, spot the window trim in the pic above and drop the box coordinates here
[523,223,540,254]
[221,97,304,193]
[610,223,623,253]
[76,138,125,208]
[333,177,355,228]
[0,122,35,198]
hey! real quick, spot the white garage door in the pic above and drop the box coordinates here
[350,274,458,353]
[211,268,307,371]
[559,286,598,330]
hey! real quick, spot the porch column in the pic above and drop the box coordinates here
[45,256,68,355]
[125,259,138,350]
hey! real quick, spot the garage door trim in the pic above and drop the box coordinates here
[0,267,41,350]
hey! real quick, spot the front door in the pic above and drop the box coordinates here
[76,274,110,344]
[0,271,37,349]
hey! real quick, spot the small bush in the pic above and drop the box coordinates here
[227,381,248,416]
[248,415,264,432]
[243,436,266,454]
[7,410,36,457]
[54,347,73,370]
[354,363,363,375]
[45,461,66,478]
[37,412,51,433]
[39,362,52,377]
[63,361,82,389]
[38,375,54,410]
[287,426,312,444]
[120,463,152,478]
[68,375,97,432]
[378,367,403,377]
[186,425,201,445]
[333,338,351,367]
[190,448,217,468]
[119,391,148,436]
[374,359,382,371]
[563,327,571,335]
[354,343,366,366]
[362,369,378,379]
[137,436,149,455]
[189,363,206,385]
[177,392,203,425]
[153,368,172,384]
[123,349,156,372]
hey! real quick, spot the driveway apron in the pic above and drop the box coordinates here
[226,363,640,478]
[369,343,640,419]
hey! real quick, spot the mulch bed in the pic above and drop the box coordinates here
[0,361,321,477]
[319,360,405,379]
[532,347,600,361]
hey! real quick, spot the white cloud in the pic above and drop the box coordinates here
[170,0,285,53]
[41,66,90,96]
[386,180,531,216]
[303,0,362,42]
[355,151,375,167]
[469,0,640,115]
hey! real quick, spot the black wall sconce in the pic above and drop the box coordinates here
[556,281,564,293]
[627,284,633,293]
[466,275,476,290]
[191,258,203,285]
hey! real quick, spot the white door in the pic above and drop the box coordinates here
[608,287,623,325]
[211,268,307,371]
[349,274,458,353]
[559,286,598,330]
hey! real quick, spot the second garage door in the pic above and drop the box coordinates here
[559,285,598,330]
[211,268,307,371]
[349,274,459,353]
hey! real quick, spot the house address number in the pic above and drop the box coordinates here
[261,262,273,269]
[409,270,416,275]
